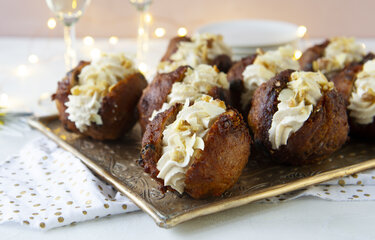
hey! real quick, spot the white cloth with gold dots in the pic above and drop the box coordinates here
[0,137,139,230]
[259,170,375,203]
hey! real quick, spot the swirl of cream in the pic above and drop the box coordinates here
[315,37,365,72]
[65,52,136,132]
[150,64,228,120]
[268,71,333,149]
[240,45,299,110]
[253,45,299,73]
[65,92,102,132]
[157,96,226,193]
[158,33,232,73]
[348,60,375,124]
[241,64,275,109]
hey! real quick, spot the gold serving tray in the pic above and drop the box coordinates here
[29,115,375,228]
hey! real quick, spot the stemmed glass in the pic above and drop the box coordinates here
[46,0,91,71]
[129,0,153,67]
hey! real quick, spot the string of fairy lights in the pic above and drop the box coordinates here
[20,15,190,74]
[0,14,308,110]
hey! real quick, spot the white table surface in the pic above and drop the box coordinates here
[1,37,375,240]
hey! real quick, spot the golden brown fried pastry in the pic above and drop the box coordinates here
[299,40,330,71]
[160,36,191,62]
[227,45,299,115]
[331,53,375,138]
[140,96,251,199]
[52,53,147,140]
[158,33,233,73]
[299,37,365,79]
[331,53,375,105]
[227,54,257,111]
[248,70,349,165]
[137,64,231,133]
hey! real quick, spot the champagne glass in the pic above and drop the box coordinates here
[46,0,91,71]
[129,0,152,67]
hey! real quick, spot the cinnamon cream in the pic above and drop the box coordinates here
[157,96,226,193]
[150,64,228,120]
[65,53,137,132]
[241,45,299,109]
[158,33,232,73]
[268,71,334,149]
[314,37,365,73]
[348,59,375,124]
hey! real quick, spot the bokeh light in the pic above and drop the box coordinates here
[28,54,39,64]
[83,36,94,46]
[297,25,307,38]
[177,27,188,37]
[154,28,166,38]
[47,18,57,29]
[109,36,119,45]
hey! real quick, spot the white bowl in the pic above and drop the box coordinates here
[196,19,300,48]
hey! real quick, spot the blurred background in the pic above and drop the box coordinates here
[1,0,375,39]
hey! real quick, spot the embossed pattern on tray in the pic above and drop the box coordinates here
[29,116,375,228]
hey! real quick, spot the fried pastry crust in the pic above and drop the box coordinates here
[299,40,330,71]
[160,36,191,62]
[140,106,251,199]
[52,61,148,140]
[248,70,349,165]
[184,109,250,199]
[331,53,375,105]
[160,36,233,73]
[137,66,188,133]
[330,53,375,138]
[137,66,231,133]
[226,54,257,113]
[209,54,233,73]
[140,104,182,179]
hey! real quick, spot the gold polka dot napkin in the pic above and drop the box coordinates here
[259,171,375,203]
[0,137,138,230]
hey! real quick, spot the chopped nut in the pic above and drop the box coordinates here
[288,98,297,107]
[201,95,212,102]
[177,120,191,131]
[362,89,375,103]
[171,150,185,163]
[213,65,219,73]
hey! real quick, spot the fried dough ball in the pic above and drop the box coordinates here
[227,45,299,115]
[331,53,375,104]
[137,65,231,133]
[299,37,365,80]
[52,56,147,140]
[331,53,375,138]
[158,34,233,73]
[299,40,329,71]
[227,55,257,112]
[140,97,251,199]
[160,36,191,62]
[248,70,349,165]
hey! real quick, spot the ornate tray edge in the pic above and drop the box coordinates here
[28,115,375,228]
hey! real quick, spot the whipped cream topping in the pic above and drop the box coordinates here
[348,59,375,124]
[314,37,365,73]
[65,92,102,131]
[269,71,334,149]
[65,52,137,132]
[150,64,228,120]
[158,33,232,73]
[241,45,299,109]
[157,96,226,193]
